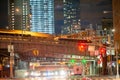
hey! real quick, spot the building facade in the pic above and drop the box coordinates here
[30,0,55,34]
[8,0,30,30]
[62,0,81,34]
[101,18,113,30]
[112,0,120,42]
[112,0,120,69]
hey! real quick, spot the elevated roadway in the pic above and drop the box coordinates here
[0,29,110,78]
[0,29,94,61]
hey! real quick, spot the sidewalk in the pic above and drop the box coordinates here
[90,75,120,80]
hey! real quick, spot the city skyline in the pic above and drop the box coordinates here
[54,0,112,34]
[0,0,112,34]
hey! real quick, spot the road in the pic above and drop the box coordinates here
[0,75,119,80]
[0,76,120,80]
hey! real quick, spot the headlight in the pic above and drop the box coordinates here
[59,70,67,76]
[25,72,29,76]
[30,71,40,77]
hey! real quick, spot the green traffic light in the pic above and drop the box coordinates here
[81,58,87,64]
[70,59,75,64]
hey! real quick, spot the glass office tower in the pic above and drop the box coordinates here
[62,0,81,34]
[30,0,55,34]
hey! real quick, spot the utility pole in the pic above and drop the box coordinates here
[8,44,14,78]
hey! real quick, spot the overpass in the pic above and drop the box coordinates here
[0,29,95,61]
[0,29,109,78]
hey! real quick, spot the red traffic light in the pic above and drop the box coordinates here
[78,43,87,52]
[99,47,106,55]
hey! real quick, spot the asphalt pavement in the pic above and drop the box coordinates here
[0,75,120,80]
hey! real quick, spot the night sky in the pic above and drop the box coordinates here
[80,0,112,28]
[0,0,8,28]
[0,0,112,31]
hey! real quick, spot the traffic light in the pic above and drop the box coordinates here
[99,47,106,55]
[70,59,76,64]
[81,58,87,64]
[78,43,87,52]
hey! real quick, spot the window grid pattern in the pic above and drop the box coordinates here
[30,0,55,34]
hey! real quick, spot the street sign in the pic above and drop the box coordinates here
[8,45,14,52]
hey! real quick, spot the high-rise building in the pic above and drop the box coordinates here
[30,0,55,34]
[112,0,120,42]
[62,0,81,34]
[8,0,30,30]
[101,18,113,30]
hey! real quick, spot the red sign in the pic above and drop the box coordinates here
[97,60,101,64]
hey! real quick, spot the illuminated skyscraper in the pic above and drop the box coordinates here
[8,0,30,30]
[62,0,81,34]
[30,0,55,34]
